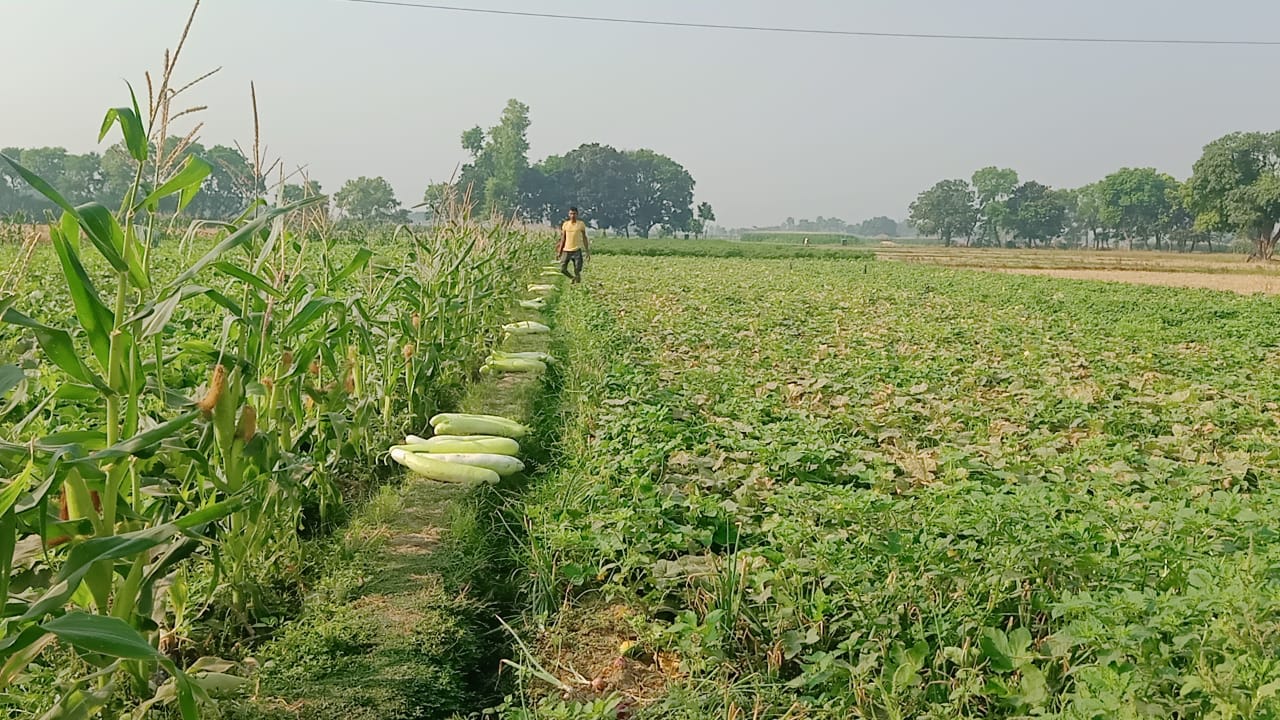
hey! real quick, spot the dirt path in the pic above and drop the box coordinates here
[989,267,1280,295]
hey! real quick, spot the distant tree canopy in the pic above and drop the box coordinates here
[903,129,1280,253]
[743,216,903,237]
[334,176,407,223]
[1,141,281,222]
[854,216,898,237]
[1186,131,1280,259]
[908,180,978,247]
[438,99,705,237]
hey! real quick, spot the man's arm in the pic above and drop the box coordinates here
[582,225,590,257]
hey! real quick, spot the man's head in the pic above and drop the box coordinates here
[568,207,579,222]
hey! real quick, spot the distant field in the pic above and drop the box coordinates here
[874,246,1280,294]
[592,237,873,260]
[739,231,945,247]
[875,246,1256,273]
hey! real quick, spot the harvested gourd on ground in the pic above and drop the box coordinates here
[481,357,547,374]
[400,434,521,456]
[503,321,550,335]
[528,284,556,293]
[519,298,547,309]
[492,350,555,364]
[390,448,500,485]
[430,412,529,438]
[540,270,564,277]
[422,452,525,476]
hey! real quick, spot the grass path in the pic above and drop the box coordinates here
[224,291,559,719]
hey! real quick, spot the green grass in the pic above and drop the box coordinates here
[515,257,1280,719]
[591,238,872,260]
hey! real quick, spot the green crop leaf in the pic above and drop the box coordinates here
[213,262,282,299]
[50,213,114,367]
[0,365,24,401]
[41,612,163,661]
[329,248,374,286]
[99,103,147,163]
[0,308,111,392]
[80,410,201,463]
[139,154,212,214]
[282,295,338,336]
[980,628,1015,673]
[74,202,130,274]
[166,196,326,292]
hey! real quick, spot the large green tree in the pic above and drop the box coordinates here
[627,149,694,238]
[908,179,977,247]
[456,99,531,217]
[1006,181,1068,246]
[1186,131,1280,260]
[1096,167,1178,250]
[971,166,1019,247]
[334,176,406,223]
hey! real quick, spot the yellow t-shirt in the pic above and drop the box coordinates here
[561,220,587,252]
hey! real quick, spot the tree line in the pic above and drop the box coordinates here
[908,131,1280,259]
[4,99,714,237]
[744,215,908,237]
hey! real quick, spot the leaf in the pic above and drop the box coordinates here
[41,612,162,660]
[80,410,201,463]
[282,296,338,336]
[330,247,374,286]
[1017,664,1048,706]
[0,153,76,215]
[139,154,212,214]
[980,627,1015,673]
[166,196,327,292]
[213,262,282,299]
[99,104,147,163]
[50,213,113,367]
[0,365,24,400]
[73,203,129,273]
[1,308,111,392]
[22,501,240,622]
[0,462,33,516]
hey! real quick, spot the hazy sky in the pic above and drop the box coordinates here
[5,0,1280,227]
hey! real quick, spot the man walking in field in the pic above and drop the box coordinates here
[559,206,590,284]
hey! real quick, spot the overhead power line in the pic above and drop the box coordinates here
[336,0,1280,47]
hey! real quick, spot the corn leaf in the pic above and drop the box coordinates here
[0,308,110,392]
[41,612,163,661]
[99,103,147,163]
[139,154,212,214]
[50,214,113,368]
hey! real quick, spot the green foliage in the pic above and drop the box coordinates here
[333,175,405,223]
[1006,180,1069,246]
[972,166,1019,246]
[523,144,698,237]
[908,179,978,246]
[456,99,532,217]
[523,256,1280,718]
[0,113,541,717]
[1187,131,1280,259]
[1096,168,1179,248]
[854,215,899,237]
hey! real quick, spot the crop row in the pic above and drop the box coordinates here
[0,108,542,717]
[526,257,1280,718]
